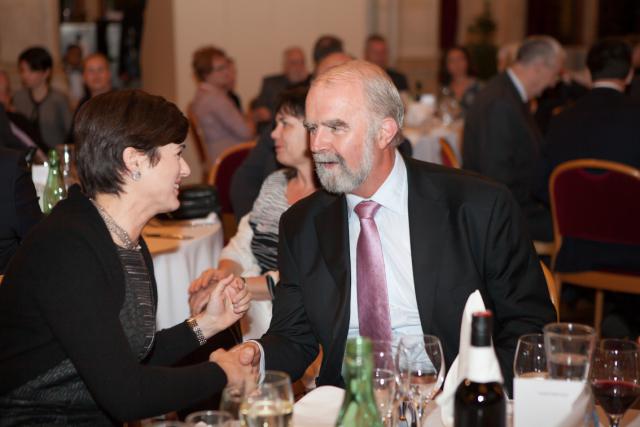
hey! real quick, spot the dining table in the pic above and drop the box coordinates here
[403,118,463,166]
[143,214,223,330]
[292,385,640,427]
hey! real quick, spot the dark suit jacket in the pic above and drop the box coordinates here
[260,158,555,394]
[534,87,640,272]
[255,74,296,115]
[0,147,42,273]
[386,68,409,92]
[463,72,551,240]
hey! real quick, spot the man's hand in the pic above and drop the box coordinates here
[230,341,262,369]
[210,348,258,391]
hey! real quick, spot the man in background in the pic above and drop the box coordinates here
[463,36,564,242]
[364,34,409,93]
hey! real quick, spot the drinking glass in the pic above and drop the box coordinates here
[514,333,548,379]
[396,335,445,424]
[543,322,596,381]
[185,410,233,426]
[371,340,398,426]
[240,370,293,427]
[220,386,243,425]
[591,339,640,427]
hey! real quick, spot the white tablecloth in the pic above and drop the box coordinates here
[144,216,223,330]
[292,386,640,427]
[403,119,463,165]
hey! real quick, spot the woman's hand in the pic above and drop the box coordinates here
[195,274,251,338]
[188,268,229,315]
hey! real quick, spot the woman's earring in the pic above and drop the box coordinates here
[132,170,141,181]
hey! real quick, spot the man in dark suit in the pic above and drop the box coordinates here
[534,38,640,273]
[463,36,564,241]
[233,60,555,394]
[364,34,409,93]
[253,47,309,125]
[0,147,42,273]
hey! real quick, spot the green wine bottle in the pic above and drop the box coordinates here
[336,337,383,427]
[42,149,67,214]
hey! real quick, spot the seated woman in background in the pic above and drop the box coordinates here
[439,45,482,114]
[189,85,316,340]
[0,90,254,425]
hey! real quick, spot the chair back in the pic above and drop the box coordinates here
[186,104,211,172]
[207,141,256,215]
[540,261,559,320]
[549,159,640,251]
[439,137,460,168]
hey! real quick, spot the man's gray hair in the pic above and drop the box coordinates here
[312,59,405,145]
[516,35,564,67]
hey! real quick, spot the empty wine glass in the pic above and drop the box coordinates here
[514,333,548,379]
[371,340,398,426]
[185,410,233,426]
[219,386,243,425]
[591,339,640,427]
[240,370,293,427]
[396,335,445,424]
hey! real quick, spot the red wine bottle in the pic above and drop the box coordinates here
[454,311,506,427]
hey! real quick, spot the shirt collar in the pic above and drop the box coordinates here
[593,81,625,92]
[506,68,528,102]
[346,150,407,218]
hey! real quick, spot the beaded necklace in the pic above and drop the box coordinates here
[91,199,139,250]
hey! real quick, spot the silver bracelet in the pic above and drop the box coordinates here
[186,317,207,346]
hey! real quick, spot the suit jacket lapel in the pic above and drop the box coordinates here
[315,195,351,379]
[406,159,450,335]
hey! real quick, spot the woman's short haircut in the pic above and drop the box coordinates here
[275,84,309,119]
[18,46,53,71]
[192,46,226,82]
[75,89,188,198]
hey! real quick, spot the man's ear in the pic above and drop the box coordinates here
[376,117,399,149]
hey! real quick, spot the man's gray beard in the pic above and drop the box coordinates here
[313,137,374,194]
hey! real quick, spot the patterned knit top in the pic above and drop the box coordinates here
[249,170,290,273]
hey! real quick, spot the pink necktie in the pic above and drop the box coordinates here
[355,200,392,342]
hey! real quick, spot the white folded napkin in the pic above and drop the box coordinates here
[292,385,344,427]
[436,290,504,427]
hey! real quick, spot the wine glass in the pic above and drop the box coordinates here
[240,370,294,427]
[371,340,398,426]
[396,335,445,424]
[514,333,548,379]
[591,339,640,427]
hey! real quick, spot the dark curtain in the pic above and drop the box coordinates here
[598,0,640,37]
[527,0,583,44]
[440,0,459,49]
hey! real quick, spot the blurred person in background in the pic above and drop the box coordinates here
[253,47,309,127]
[0,90,255,425]
[63,44,85,109]
[464,36,564,242]
[438,45,482,114]
[191,46,254,168]
[0,70,47,158]
[364,34,409,93]
[0,146,42,274]
[13,46,72,150]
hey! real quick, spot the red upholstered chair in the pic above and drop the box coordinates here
[207,141,256,242]
[549,159,640,336]
[439,137,460,168]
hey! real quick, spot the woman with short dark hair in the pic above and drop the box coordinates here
[12,46,72,149]
[0,89,254,425]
